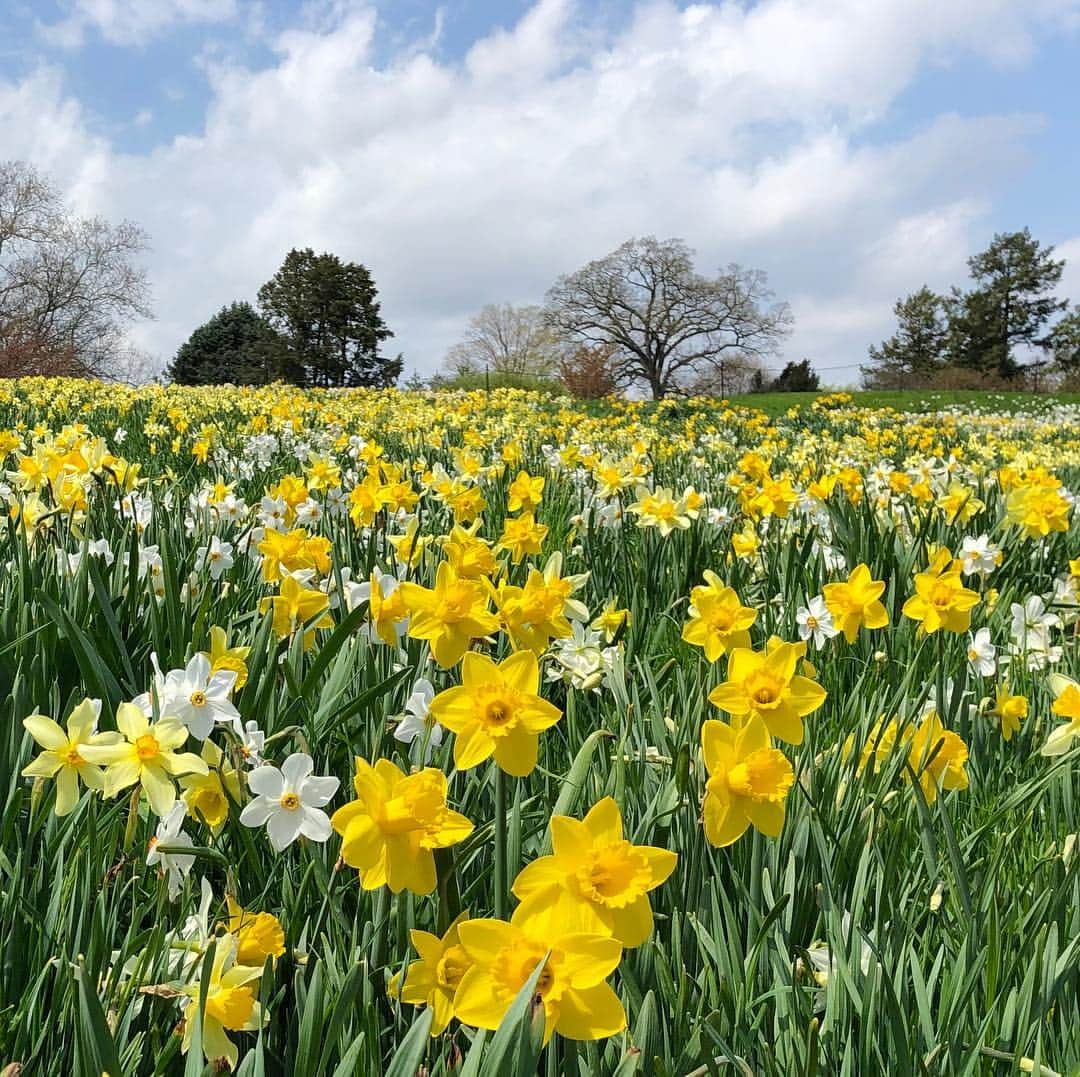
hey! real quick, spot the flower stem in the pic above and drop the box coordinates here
[494,764,508,919]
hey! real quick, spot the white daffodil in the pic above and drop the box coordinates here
[240,753,339,851]
[796,595,839,648]
[392,678,443,760]
[160,654,240,740]
[196,536,234,580]
[147,802,195,900]
[958,535,1001,577]
[965,627,996,677]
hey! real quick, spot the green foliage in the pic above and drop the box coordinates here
[0,385,1078,1075]
[167,302,287,386]
[862,287,948,389]
[257,247,399,388]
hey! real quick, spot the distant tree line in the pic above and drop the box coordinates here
[436,235,794,400]
[862,229,1078,389]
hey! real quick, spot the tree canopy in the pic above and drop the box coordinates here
[544,236,791,399]
[167,302,287,385]
[257,248,398,388]
[1,160,151,380]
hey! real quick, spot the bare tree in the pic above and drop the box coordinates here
[544,236,791,399]
[1,161,151,379]
[444,302,561,378]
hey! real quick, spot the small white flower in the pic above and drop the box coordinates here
[707,505,733,527]
[295,498,323,526]
[147,802,195,900]
[958,535,1000,577]
[393,678,443,761]
[240,753,339,851]
[161,654,240,740]
[796,595,839,648]
[237,720,266,766]
[195,535,234,580]
[965,627,996,677]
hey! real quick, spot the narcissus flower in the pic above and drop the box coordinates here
[82,703,208,817]
[20,698,122,816]
[906,713,969,804]
[591,599,630,643]
[260,574,332,645]
[226,897,286,968]
[902,558,979,634]
[429,651,562,776]
[681,572,756,661]
[180,934,264,1070]
[1041,675,1080,756]
[240,753,339,851]
[626,485,691,537]
[512,797,677,947]
[200,625,250,690]
[1006,482,1072,539]
[398,561,499,667]
[331,757,472,893]
[182,738,241,830]
[497,512,549,563]
[701,715,795,847]
[707,642,826,745]
[390,913,473,1035]
[507,470,545,513]
[822,563,889,643]
[989,685,1027,741]
[454,906,626,1043]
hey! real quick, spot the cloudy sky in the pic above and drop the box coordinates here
[3,0,1080,383]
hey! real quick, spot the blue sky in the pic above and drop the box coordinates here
[2,0,1079,381]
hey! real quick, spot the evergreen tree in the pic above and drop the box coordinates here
[167,302,287,385]
[946,229,1065,379]
[861,287,946,388]
[1046,306,1080,375]
[770,358,819,392]
[257,249,398,387]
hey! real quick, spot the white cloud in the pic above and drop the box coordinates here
[5,0,1079,382]
[40,0,238,49]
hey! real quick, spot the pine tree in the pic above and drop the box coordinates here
[945,229,1066,379]
[257,249,398,388]
[861,287,947,388]
[167,302,287,385]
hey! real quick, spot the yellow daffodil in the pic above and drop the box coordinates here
[429,651,562,776]
[181,934,264,1069]
[681,572,756,661]
[226,897,286,968]
[398,561,499,667]
[390,913,472,1035]
[454,905,626,1043]
[182,739,241,830]
[708,643,826,745]
[83,703,208,816]
[260,574,332,644]
[497,512,549,563]
[1042,675,1080,756]
[822,563,889,643]
[906,713,969,804]
[507,470,545,513]
[20,698,122,816]
[512,797,677,947]
[591,599,630,643]
[701,715,794,847]
[201,626,250,691]
[902,560,979,634]
[989,685,1027,741]
[331,757,473,893]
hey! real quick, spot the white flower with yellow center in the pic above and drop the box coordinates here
[240,753,339,851]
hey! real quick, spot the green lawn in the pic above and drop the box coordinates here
[727,389,1080,418]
